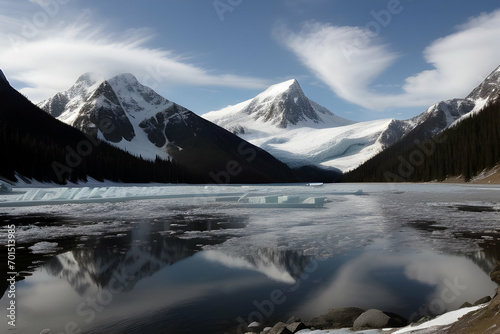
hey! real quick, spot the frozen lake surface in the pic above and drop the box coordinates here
[1,183,499,333]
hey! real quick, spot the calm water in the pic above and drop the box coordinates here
[1,183,499,334]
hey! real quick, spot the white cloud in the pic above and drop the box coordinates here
[279,9,500,111]
[0,6,269,102]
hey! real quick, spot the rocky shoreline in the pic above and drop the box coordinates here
[243,265,500,334]
[444,264,500,334]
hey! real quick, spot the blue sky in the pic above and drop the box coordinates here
[1,0,500,121]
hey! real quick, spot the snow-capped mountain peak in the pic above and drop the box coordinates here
[204,79,354,137]
[240,78,327,128]
[467,65,500,101]
[67,72,105,100]
[39,72,297,183]
[204,66,500,172]
[251,79,302,103]
[105,73,172,116]
[38,72,105,119]
[447,65,500,126]
[38,73,175,159]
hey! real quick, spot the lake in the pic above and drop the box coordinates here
[1,183,499,334]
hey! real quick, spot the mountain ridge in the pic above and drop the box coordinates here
[39,73,299,183]
[0,71,186,184]
[204,67,500,172]
[344,94,500,182]
[0,69,8,86]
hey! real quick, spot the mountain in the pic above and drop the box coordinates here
[378,66,500,154]
[39,73,170,159]
[204,69,500,172]
[204,79,355,134]
[0,69,8,85]
[39,73,297,184]
[0,69,183,184]
[467,66,500,102]
[204,79,396,172]
[344,96,500,182]
[344,66,500,183]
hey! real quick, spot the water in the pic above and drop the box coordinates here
[1,183,499,333]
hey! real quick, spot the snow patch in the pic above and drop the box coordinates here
[392,304,486,333]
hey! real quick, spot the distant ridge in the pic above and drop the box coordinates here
[344,65,500,183]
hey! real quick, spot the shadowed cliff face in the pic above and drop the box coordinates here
[73,82,136,143]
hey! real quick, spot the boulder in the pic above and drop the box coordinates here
[490,265,500,285]
[460,302,473,309]
[286,321,308,333]
[474,296,492,305]
[304,307,364,329]
[353,309,407,331]
[268,322,292,334]
[286,316,301,324]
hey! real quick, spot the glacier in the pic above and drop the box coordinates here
[205,67,500,172]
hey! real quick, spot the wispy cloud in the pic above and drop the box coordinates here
[0,3,269,102]
[278,9,500,111]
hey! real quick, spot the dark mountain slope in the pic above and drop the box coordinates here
[39,73,298,184]
[0,71,184,184]
[343,96,500,182]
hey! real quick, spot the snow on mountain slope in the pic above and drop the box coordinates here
[395,66,500,141]
[204,79,354,135]
[248,118,393,171]
[205,68,500,172]
[204,80,395,171]
[451,65,500,125]
[39,73,297,183]
[39,73,174,160]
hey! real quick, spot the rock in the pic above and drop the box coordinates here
[353,309,390,330]
[247,321,261,333]
[286,316,301,324]
[304,307,364,329]
[353,309,407,331]
[460,302,473,309]
[490,265,500,285]
[286,321,308,333]
[262,327,272,334]
[446,287,500,334]
[474,296,492,305]
[384,311,408,328]
[268,322,292,334]
[412,316,432,326]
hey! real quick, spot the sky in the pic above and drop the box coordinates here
[1,0,500,122]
